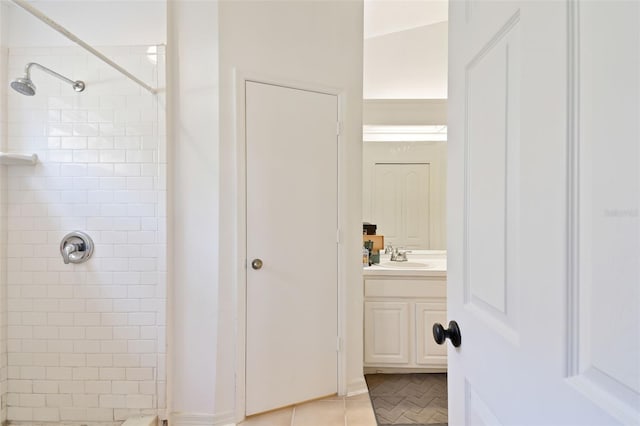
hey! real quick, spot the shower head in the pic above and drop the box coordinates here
[10,62,85,96]
[10,77,36,96]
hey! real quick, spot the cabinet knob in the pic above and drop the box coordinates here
[251,258,263,270]
[432,320,462,348]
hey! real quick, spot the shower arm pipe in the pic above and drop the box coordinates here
[26,62,77,86]
[9,0,157,95]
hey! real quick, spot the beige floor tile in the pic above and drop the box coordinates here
[322,393,345,401]
[345,401,377,426]
[239,406,293,426]
[292,400,345,426]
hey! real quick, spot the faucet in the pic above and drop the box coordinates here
[384,244,394,254]
[390,248,410,262]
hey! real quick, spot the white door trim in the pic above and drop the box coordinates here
[565,3,639,423]
[232,70,347,422]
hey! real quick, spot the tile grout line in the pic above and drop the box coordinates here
[343,396,347,426]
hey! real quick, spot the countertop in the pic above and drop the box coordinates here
[363,250,447,278]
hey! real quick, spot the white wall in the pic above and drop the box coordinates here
[166,1,220,424]
[363,21,448,99]
[7,1,166,47]
[364,0,447,39]
[363,99,447,125]
[219,0,364,422]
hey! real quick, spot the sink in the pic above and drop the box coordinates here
[379,261,431,269]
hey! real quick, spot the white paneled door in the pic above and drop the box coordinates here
[245,81,338,415]
[372,163,430,249]
[447,1,639,425]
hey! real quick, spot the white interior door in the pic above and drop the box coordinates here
[245,81,338,415]
[372,163,430,249]
[447,1,639,425]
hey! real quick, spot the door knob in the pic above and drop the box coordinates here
[251,258,263,270]
[433,320,462,347]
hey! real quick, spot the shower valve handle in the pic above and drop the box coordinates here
[60,231,94,265]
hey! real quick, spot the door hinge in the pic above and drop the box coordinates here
[336,121,342,136]
[337,336,343,352]
[336,229,340,244]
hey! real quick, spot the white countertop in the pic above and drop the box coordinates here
[363,250,447,277]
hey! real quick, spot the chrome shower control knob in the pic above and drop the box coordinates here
[60,231,94,264]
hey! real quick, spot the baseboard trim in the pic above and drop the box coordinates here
[169,411,236,426]
[346,376,368,397]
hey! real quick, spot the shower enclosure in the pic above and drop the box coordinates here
[0,4,167,423]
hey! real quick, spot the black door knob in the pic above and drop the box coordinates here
[432,320,462,347]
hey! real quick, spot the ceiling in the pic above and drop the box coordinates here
[364,0,448,39]
[363,0,449,99]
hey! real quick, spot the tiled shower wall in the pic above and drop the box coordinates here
[1,42,9,422]
[4,45,166,424]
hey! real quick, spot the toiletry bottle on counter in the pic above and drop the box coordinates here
[364,240,374,266]
[362,247,369,266]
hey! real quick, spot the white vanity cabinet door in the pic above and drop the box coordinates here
[364,301,410,365]
[415,302,447,367]
[363,276,447,369]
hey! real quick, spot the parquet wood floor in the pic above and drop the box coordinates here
[365,373,448,426]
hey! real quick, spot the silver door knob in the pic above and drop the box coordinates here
[251,259,263,270]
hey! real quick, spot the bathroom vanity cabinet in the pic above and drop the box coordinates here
[363,254,447,372]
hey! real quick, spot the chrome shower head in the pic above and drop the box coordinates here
[10,62,85,96]
[10,77,36,96]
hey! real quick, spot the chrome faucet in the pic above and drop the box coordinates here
[390,248,410,262]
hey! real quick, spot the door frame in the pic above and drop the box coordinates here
[232,70,347,421]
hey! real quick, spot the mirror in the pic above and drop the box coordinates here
[362,138,447,250]
[362,124,447,250]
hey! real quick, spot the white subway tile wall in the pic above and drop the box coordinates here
[1,44,10,423]
[4,45,166,424]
